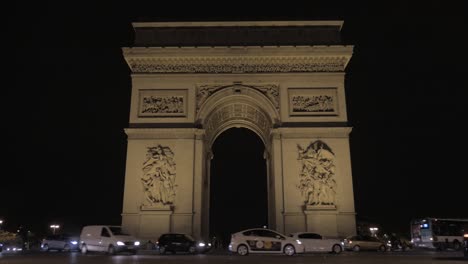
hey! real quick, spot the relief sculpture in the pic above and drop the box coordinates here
[141,145,177,208]
[297,141,337,207]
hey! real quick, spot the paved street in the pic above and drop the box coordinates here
[1,249,467,264]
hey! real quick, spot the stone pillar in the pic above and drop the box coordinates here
[192,129,205,239]
[270,129,284,233]
[201,150,213,239]
[139,209,173,238]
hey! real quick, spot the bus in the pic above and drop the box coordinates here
[411,217,468,250]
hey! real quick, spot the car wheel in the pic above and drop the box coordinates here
[108,245,116,255]
[237,244,249,256]
[379,245,386,252]
[63,244,71,252]
[189,246,197,254]
[159,246,166,255]
[42,244,49,252]
[352,245,360,252]
[283,244,296,256]
[81,244,88,254]
[332,244,342,254]
[438,243,446,251]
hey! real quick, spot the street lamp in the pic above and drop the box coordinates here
[0,219,3,230]
[50,225,60,235]
[369,227,379,237]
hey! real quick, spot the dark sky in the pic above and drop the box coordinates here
[4,1,468,238]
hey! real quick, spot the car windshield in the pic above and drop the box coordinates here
[184,235,195,241]
[109,227,129,236]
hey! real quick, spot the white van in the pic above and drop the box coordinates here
[79,225,140,255]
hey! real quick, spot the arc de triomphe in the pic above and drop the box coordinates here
[120,21,356,240]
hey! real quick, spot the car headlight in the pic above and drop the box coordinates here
[116,241,125,246]
[198,242,206,247]
[208,243,212,247]
[296,239,302,245]
[71,241,78,245]
[134,241,140,246]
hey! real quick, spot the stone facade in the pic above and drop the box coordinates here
[121,21,356,240]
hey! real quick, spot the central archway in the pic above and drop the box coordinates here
[209,127,268,247]
[197,85,280,241]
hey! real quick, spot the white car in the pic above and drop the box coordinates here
[79,225,140,255]
[288,232,343,253]
[228,228,304,256]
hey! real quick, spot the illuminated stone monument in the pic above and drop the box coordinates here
[121,21,356,240]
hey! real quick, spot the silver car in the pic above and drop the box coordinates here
[228,228,305,256]
[343,235,387,252]
[289,232,343,253]
[41,234,80,252]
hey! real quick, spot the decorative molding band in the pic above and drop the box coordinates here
[126,56,349,73]
[125,128,203,139]
[132,21,344,28]
[303,210,339,215]
[271,127,352,138]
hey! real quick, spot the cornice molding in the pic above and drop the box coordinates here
[125,128,204,139]
[271,127,353,139]
[123,46,353,74]
[132,21,344,28]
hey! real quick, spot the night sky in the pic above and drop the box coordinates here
[5,1,468,239]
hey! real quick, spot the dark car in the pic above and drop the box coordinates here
[41,234,80,252]
[0,242,23,253]
[381,233,412,251]
[157,233,211,254]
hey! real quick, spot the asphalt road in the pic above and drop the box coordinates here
[1,249,467,264]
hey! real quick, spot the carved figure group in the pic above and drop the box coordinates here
[297,141,337,206]
[141,96,184,114]
[141,145,177,206]
[292,95,334,112]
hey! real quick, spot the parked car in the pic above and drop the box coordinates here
[463,233,468,259]
[228,228,304,256]
[156,233,211,254]
[79,225,140,255]
[343,235,387,252]
[288,232,343,253]
[41,234,79,252]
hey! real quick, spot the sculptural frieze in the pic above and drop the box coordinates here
[297,140,337,207]
[141,145,177,208]
[128,56,347,74]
